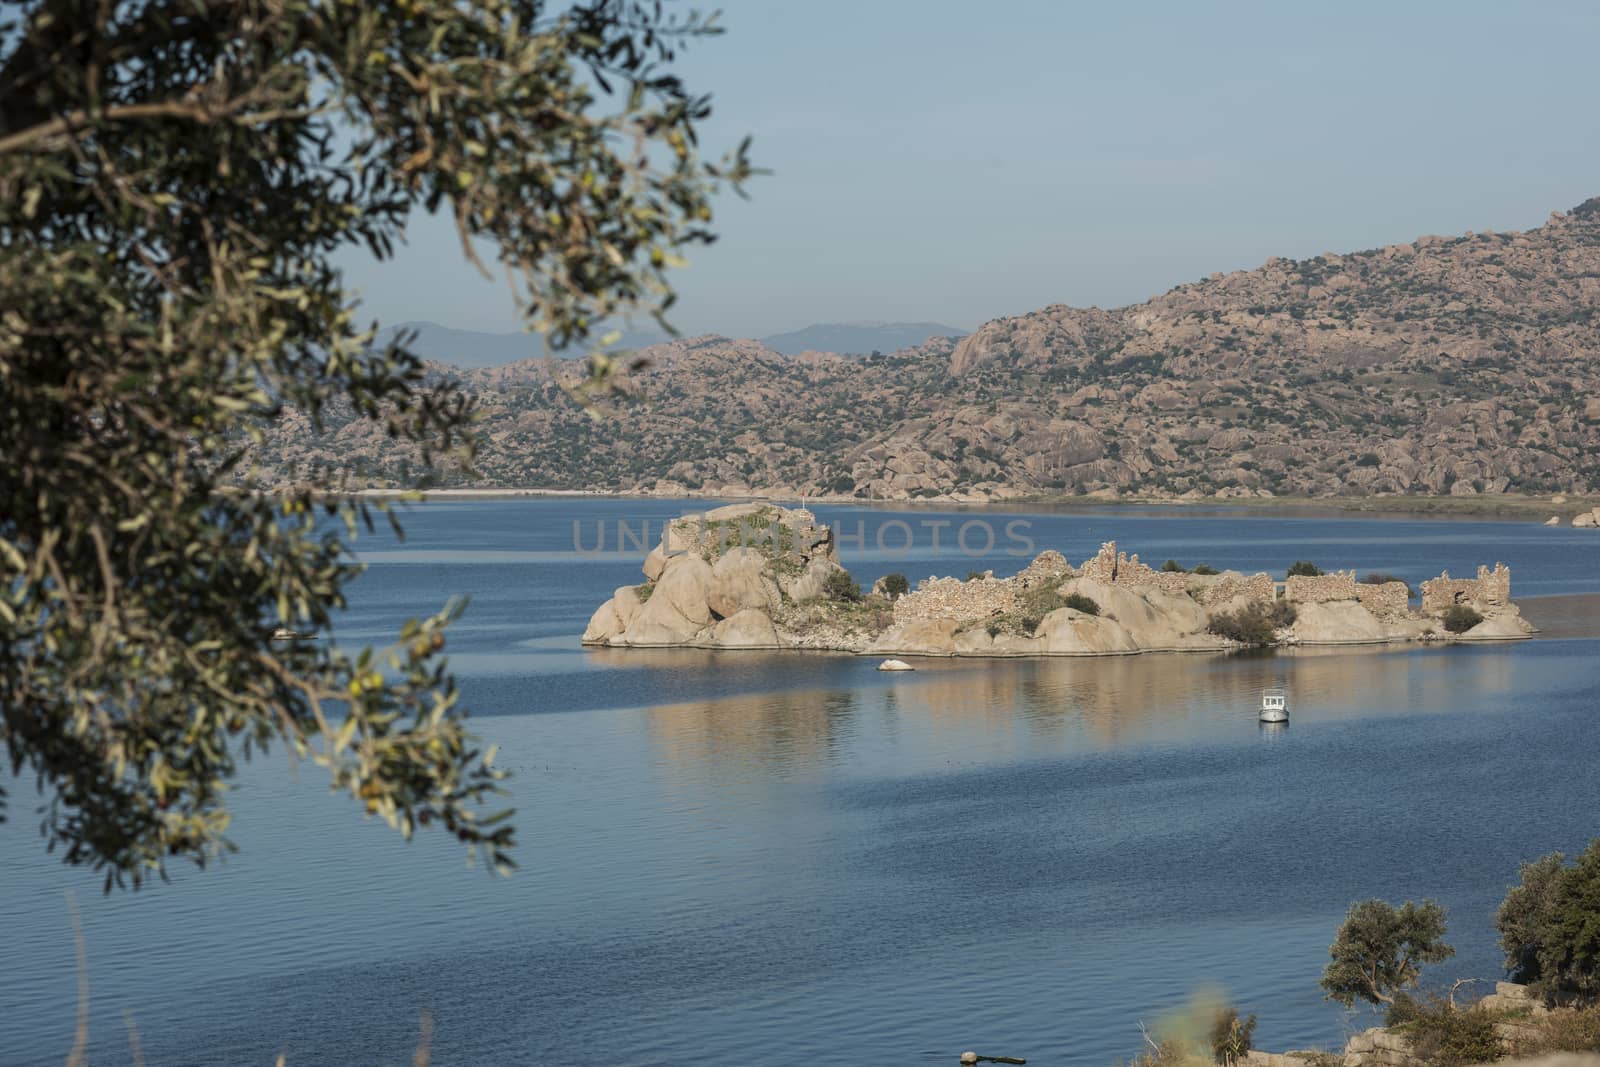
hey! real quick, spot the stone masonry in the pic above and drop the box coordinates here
[891,549,1083,624]
[1286,570,1360,604]
[1203,571,1276,605]
[1420,563,1512,613]
[893,575,1017,623]
[1354,581,1411,616]
[1081,541,1275,605]
[1077,541,1195,596]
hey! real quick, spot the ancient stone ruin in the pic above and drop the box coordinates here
[1420,563,1511,613]
[1284,571,1411,616]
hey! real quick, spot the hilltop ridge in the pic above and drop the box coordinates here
[253,199,1600,501]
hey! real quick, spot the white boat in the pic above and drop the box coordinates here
[1260,687,1288,723]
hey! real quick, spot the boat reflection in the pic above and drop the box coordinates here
[635,641,1525,776]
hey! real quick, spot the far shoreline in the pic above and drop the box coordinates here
[356,486,1600,524]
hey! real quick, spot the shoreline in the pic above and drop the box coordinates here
[352,487,1600,522]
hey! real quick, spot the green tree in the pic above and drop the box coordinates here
[1442,605,1484,633]
[880,573,910,598]
[1287,560,1325,578]
[0,0,750,889]
[1497,850,1570,988]
[1543,841,1600,998]
[1320,899,1455,1008]
[1499,840,1600,999]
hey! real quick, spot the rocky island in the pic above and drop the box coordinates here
[581,504,1535,656]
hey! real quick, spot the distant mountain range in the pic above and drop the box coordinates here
[258,198,1600,502]
[376,321,669,369]
[380,319,968,368]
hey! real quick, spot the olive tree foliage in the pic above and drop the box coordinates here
[0,0,751,889]
[1321,899,1455,1008]
[1497,841,1600,1000]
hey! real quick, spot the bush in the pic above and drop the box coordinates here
[1361,572,1409,589]
[1210,1007,1257,1066]
[1442,605,1483,633]
[1287,560,1325,577]
[1162,559,1185,572]
[880,573,909,598]
[1392,999,1502,1067]
[824,569,862,602]
[1063,593,1100,616]
[966,570,988,581]
[1532,1008,1600,1053]
[1207,601,1295,645]
[636,582,655,603]
[1386,991,1422,1028]
[1193,564,1220,576]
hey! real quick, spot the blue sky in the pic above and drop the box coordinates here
[338,0,1600,341]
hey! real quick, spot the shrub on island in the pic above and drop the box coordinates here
[1063,592,1100,616]
[824,569,863,603]
[1442,605,1484,633]
[1206,600,1296,645]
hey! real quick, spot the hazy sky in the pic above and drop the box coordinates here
[338,0,1600,341]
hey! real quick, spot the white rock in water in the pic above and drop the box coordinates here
[1545,515,1561,526]
[961,1054,979,1066]
[877,658,916,672]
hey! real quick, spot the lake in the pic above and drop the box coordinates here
[3,500,1599,1066]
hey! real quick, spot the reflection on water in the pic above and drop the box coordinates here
[648,687,862,780]
[641,642,1526,775]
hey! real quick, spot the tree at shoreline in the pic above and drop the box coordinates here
[1498,840,1600,1000]
[0,0,751,889]
[1321,899,1455,1008]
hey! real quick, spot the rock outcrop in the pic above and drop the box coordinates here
[581,512,1534,656]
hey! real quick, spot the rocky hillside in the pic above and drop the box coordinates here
[252,198,1600,501]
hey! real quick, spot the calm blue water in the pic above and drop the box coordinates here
[3,500,1599,1066]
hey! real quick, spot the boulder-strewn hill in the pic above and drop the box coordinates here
[256,199,1600,500]
[759,321,967,356]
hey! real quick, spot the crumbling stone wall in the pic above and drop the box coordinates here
[893,576,1017,623]
[1286,570,1359,603]
[1201,572,1276,605]
[1015,549,1073,587]
[1355,581,1411,616]
[892,550,1076,623]
[1420,563,1511,613]
[1077,541,1192,595]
